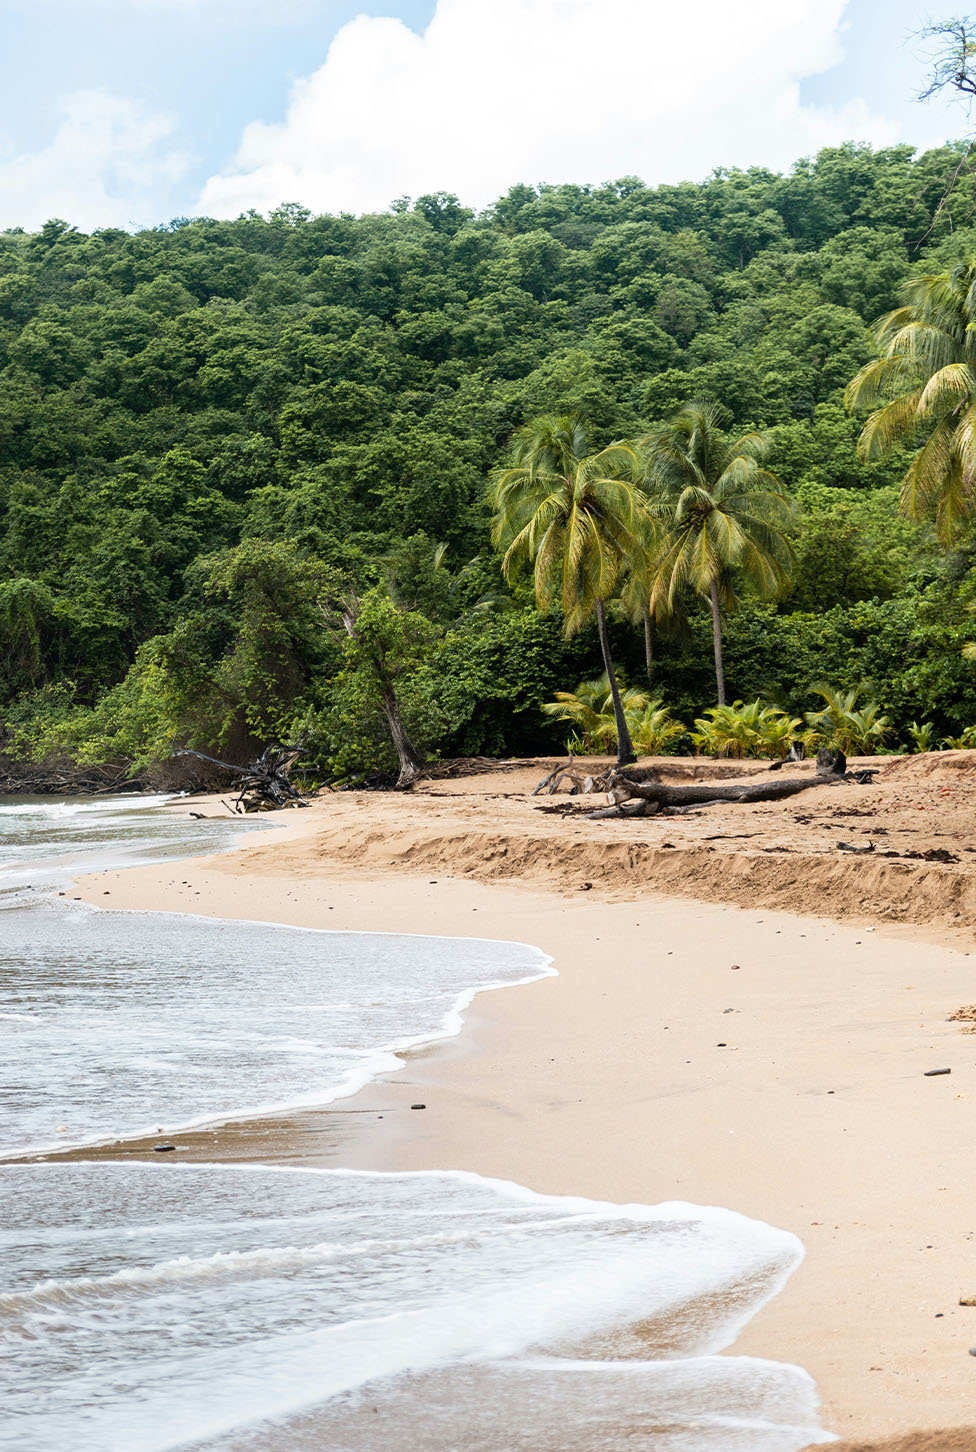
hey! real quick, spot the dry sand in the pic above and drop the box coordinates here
[68,755,976,1450]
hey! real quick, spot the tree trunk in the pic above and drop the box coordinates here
[642,606,654,687]
[709,575,726,707]
[595,597,636,765]
[381,686,426,789]
[339,601,426,789]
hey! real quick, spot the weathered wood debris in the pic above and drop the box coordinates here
[171,743,314,813]
[531,757,663,797]
[0,755,149,796]
[582,749,870,820]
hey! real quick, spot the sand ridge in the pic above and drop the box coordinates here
[210,752,976,938]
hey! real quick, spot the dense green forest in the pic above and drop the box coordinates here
[3,140,976,780]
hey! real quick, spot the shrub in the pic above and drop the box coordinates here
[691,700,804,759]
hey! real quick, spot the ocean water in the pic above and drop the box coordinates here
[0,797,832,1452]
[0,792,260,886]
[0,898,552,1156]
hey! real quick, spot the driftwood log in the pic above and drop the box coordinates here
[584,749,864,820]
[171,743,313,813]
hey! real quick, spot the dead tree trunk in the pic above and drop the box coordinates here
[171,743,312,812]
[586,750,856,819]
[380,683,425,788]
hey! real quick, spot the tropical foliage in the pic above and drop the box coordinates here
[491,414,647,763]
[907,719,937,753]
[804,686,893,756]
[690,700,804,759]
[542,674,685,756]
[846,258,976,545]
[5,143,976,776]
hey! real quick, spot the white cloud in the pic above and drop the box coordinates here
[198,0,907,220]
[0,91,190,231]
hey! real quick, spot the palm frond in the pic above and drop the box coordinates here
[899,416,958,521]
[857,391,924,461]
[917,362,976,418]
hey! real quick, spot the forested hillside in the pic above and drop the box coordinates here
[3,141,976,780]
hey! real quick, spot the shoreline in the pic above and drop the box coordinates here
[62,793,976,1447]
[46,766,976,1449]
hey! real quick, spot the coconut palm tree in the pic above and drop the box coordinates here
[491,414,648,764]
[620,558,691,688]
[845,257,976,545]
[641,402,796,706]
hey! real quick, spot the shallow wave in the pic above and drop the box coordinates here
[0,1163,829,1452]
[0,794,177,818]
[0,901,551,1156]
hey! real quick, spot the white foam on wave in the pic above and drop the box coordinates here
[0,1163,828,1452]
[1,905,554,1159]
[0,794,177,819]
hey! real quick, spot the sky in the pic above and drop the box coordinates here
[0,0,972,231]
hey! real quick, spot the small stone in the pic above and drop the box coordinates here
[969,1347,976,1356]
[924,1068,952,1077]
[730,964,741,971]
[410,1103,426,1110]
[153,1143,176,1153]
[717,1043,727,1047]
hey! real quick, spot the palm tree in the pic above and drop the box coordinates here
[620,556,687,687]
[641,402,796,706]
[491,414,648,764]
[845,258,976,545]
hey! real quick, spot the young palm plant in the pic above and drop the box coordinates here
[805,686,892,756]
[542,674,649,754]
[641,402,796,706]
[627,699,687,755]
[907,719,936,753]
[691,700,803,759]
[491,414,650,764]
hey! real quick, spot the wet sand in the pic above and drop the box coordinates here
[56,763,976,1448]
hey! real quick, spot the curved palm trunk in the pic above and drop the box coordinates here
[709,575,726,706]
[642,605,654,686]
[595,598,635,765]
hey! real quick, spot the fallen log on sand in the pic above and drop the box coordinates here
[585,749,865,819]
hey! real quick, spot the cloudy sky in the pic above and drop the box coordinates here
[0,0,971,230]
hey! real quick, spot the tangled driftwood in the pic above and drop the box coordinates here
[0,755,149,796]
[171,743,314,813]
[532,758,663,797]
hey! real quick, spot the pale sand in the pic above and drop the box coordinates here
[66,765,976,1449]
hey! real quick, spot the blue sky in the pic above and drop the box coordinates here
[0,0,969,230]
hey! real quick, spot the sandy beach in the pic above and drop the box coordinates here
[67,756,976,1450]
